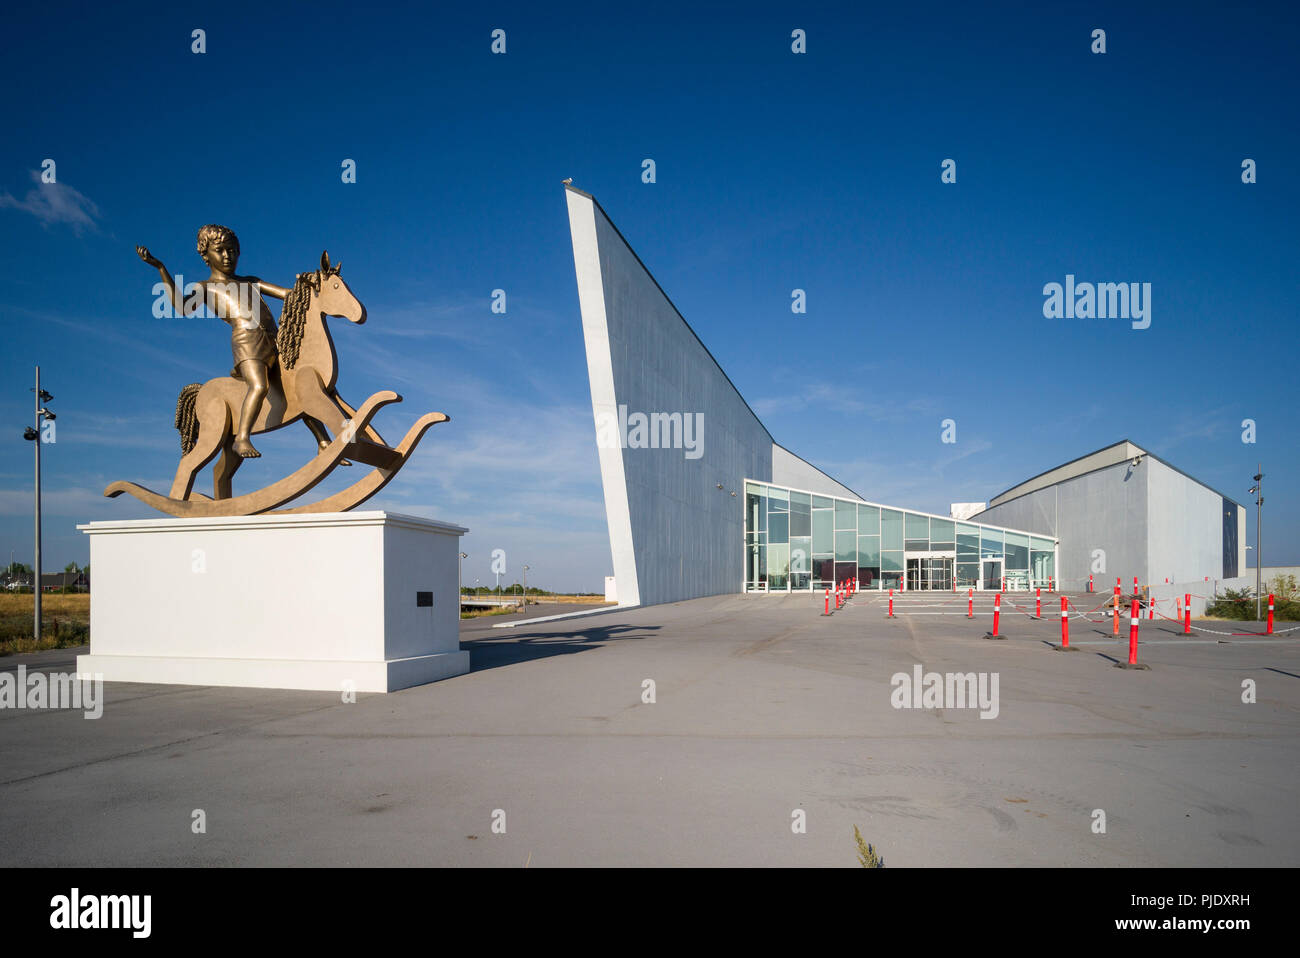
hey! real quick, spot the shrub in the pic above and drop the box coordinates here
[1205,585,1300,621]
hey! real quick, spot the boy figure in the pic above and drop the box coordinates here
[137,225,292,458]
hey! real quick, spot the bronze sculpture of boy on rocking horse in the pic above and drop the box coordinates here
[109,225,449,517]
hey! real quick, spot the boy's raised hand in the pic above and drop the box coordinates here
[136,245,163,269]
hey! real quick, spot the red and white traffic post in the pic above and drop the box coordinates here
[888,588,894,619]
[967,588,973,618]
[1060,596,1069,648]
[1127,598,1140,665]
[1267,594,1275,635]
[1035,588,1042,619]
[992,593,1001,637]
[1183,593,1192,635]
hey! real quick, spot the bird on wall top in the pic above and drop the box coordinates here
[562,178,573,186]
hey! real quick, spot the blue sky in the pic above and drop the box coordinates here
[2,1,1296,589]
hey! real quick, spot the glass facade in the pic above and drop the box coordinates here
[744,480,1056,593]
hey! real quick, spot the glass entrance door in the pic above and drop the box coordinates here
[906,556,954,590]
[981,558,1003,591]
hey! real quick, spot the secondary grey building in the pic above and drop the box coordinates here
[565,186,1234,606]
[971,441,1245,591]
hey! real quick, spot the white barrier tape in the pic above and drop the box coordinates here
[1180,623,1300,637]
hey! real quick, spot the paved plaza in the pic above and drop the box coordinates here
[1,592,1296,866]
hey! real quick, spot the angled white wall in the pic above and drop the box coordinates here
[566,187,854,606]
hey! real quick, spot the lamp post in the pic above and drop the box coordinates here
[22,367,55,642]
[520,564,529,612]
[1249,466,1264,620]
[458,552,467,611]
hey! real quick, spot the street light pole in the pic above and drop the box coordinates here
[1251,465,1264,620]
[23,368,54,640]
[521,565,529,612]
[458,552,467,610]
[34,366,42,643]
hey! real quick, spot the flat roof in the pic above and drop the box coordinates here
[745,477,1058,543]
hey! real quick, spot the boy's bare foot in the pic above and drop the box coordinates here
[233,438,261,458]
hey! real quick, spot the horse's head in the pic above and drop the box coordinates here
[313,250,366,324]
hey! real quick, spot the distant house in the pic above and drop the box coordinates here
[39,571,89,592]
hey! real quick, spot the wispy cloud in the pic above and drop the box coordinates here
[0,170,101,235]
[753,386,940,424]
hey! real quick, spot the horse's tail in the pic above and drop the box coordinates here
[174,383,202,455]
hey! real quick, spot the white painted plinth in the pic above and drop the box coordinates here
[76,511,470,693]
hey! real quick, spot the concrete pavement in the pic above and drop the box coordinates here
[1,591,1296,866]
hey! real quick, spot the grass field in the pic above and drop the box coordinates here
[0,593,90,656]
[460,594,613,619]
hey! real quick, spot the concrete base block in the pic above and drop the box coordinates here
[75,510,470,693]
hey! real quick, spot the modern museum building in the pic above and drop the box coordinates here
[564,185,1245,608]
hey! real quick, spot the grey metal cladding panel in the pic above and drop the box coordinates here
[972,493,1051,538]
[593,209,773,605]
[771,444,861,499]
[1145,459,1223,585]
[989,441,1144,507]
[1055,461,1148,586]
[976,460,1148,587]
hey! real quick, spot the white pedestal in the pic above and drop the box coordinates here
[76,511,470,693]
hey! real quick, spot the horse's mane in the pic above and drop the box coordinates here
[276,273,315,369]
[276,265,343,369]
[276,276,312,369]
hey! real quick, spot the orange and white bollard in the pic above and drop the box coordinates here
[1060,596,1069,647]
[824,590,830,616]
[1035,588,1042,619]
[1128,598,1140,665]
[1088,573,1093,593]
[1267,594,1275,635]
[888,588,894,618]
[1183,593,1192,635]
[992,593,1001,637]
[1147,594,1155,620]
[967,588,974,618]
[1133,577,1139,597]
[1113,585,1121,635]
[1049,576,1054,593]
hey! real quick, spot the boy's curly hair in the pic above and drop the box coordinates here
[196,223,239,256]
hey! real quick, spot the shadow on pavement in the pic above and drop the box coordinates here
[462,623,659,673]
